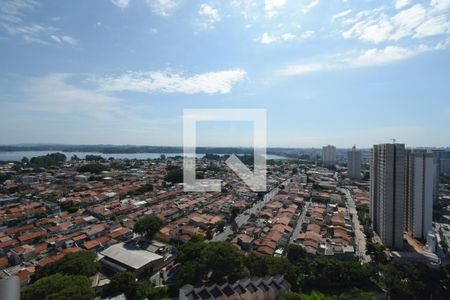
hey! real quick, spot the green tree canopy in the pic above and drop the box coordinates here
[77,163,108,174]
[287,244,308,265]
[129,182,154,196]
[85,155,105,162]
[177,240,248,286]
[164,167,183,183]
[31,250,99,283]
[102,272,138,300]
[102,271,169,300]
[29,153,66,169]
[366,241,386,264]
[22,274,95,300]
[133,215,163,240]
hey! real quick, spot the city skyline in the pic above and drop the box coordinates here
[1,0,450,147]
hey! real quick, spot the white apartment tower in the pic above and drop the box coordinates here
[405,151,435,240]
[347,146,362,179]
[322,145,336,167]
[370,143,406,250]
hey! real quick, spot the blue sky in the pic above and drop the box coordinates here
[0,0,449,148]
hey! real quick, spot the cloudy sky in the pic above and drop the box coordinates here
[0,0,449,148]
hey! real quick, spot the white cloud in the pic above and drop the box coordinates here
[264,0,286,18]
[259,30,314,44]
[300,30,315,39]
[198,3,220,30]
[279,63,331,76]
[351,46,415,66]
[430,0,450,12]
[331,9,352,22]
[1,0,78,46]
[342,3,450,44]
[415,16,450,38]
[0,0,37,23]
[260,32,278,44]
[4,22,78,46]
[96,69,247,95]
[302,0,319,14]
[146,0,180,16]
[51,34,78,46]
[279,43,447,76]
[394,0,410,10]
[281,33,295,41]
[111,0,130,9]
[343,14,393,43]
[231,0,260,21]
[390,4,426,40]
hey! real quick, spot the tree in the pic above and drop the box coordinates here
[130,183,154,196]
[22,274,95,300]
[133,215,163,240]
[244,254,300,291]
[102,272,138,300]
[31,251,99,283]
[304,257,372,293]
[176,241,247,286]
[29,153,66,168]
[136,282,168,300]
[103,272,168,299]
[60,200,78,213]
[85,154,105,162]
[377,260,425,298]
[230,206,241,220]
[77,163,108,174]
[366,241,386,264]
[216,221,226,232]
[21,156,29,165]
[164,168,183,183]
[287,244,307,265]
[202,242,247,283]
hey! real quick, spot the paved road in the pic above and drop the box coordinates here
[339,187,371,263]
[212,177,292,242]
[289,201,311,245]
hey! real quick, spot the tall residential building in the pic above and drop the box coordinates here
[405,151,434,239]
[370,144,406,250]
[432,150,450,176]
[347,146,362,179]
[322,145,336,167]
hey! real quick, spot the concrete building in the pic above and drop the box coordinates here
[405,151,435,240]
[370,143,406,250]
[322,145,336,167]
[432,150,450,176]
[100,242,165,278]
[347,146,362,179]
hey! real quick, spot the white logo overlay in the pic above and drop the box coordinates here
[183,109,267,192]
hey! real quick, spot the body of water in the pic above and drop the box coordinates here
[0,151,285,161]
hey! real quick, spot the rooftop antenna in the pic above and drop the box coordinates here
[391,138,396,144]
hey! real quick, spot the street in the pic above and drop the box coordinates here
[289,201,311,245]
[212,177,292,241]
[339,187,371,263]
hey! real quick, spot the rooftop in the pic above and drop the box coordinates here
[101,242,163,270]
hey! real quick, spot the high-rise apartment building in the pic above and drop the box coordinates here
[370,143,406,250]
[405,151,434,239]
[432,150,450,176]
[347,146,362,179]
[322,145,336,167]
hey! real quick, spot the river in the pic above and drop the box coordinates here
[0,151,286,161]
